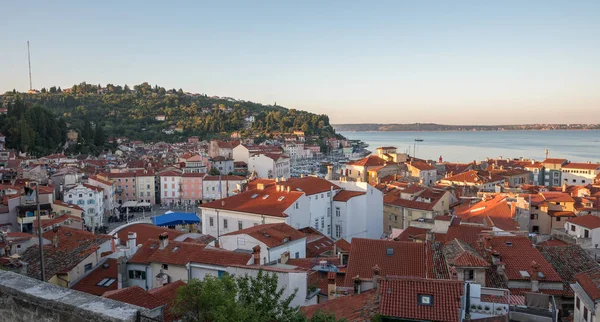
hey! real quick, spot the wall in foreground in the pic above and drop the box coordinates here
[0,270,149,322]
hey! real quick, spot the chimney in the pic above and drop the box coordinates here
[127,232,137,254]
[286,186,290,193]
[491,251,501,265]
[280,251,289,264]
[531,261,540,292]
[327,272,337,300]
[372,265,381,291]
[257,183,265,191]
[52,232,59,248]
[252,245,261,264]
[353,275,361,295]
[214,239,220,248]
[483,235,492,251]
[497,262,506,276]
[562,179,567,193]
[158,232,169,250]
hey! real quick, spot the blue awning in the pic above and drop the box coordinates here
[152,212,200,226]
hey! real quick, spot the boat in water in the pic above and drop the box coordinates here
[414,138,424,142]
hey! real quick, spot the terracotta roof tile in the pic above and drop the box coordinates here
[575,267,600,300]
[200,186,303,218]
[115,224,186,246]
[72,258,118,296]
[346,155,387,167]
[567,214,600,229]
[222,223,305,248]
[301,289,378,321]
[539,245,598,297]
[562,162,600,170]
[379,277,464,322]
[333,190,365,202]
[279,176,340,196]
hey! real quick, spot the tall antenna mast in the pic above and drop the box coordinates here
[27,41,33,90]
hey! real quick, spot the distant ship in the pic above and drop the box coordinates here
[414,138,424,142]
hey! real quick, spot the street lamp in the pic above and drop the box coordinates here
[24,181,45,281]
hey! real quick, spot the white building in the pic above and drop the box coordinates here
[248,154,291,179]
[63,184,104,229]
[200,183,309,238]
[406,161,438,186]
[562,162,600,186]
[210,156,234,174]
[159,170,182,205]
[202,175,246,201]
[87,175,116,216]
[283,143,305,160]
[201,176,384,242]
[220,223,307,264]
[564,215,600,249]
[571,267,600,322]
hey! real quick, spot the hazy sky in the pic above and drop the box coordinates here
[1,1,599,125]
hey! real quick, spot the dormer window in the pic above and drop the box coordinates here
[386,248,394,256]
[418,294,433,306]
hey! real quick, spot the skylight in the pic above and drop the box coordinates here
[278,196,285,201]
[96,278,117,287]
[251,194,259,199]
[519,271,530,278]
[386,248,394,256]
[262,195,269,199]
[172,246,180,252]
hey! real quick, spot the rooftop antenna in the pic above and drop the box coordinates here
[545,148,549,159]
[27,40,33,90]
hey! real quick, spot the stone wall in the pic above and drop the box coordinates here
[0,269,149,322]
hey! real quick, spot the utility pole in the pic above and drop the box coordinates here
[28,182,45,281]
[27,41,33,91]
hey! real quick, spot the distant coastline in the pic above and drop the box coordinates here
[333,123,600,132]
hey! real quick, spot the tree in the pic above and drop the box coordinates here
[82,117,93,143]
[172,270,339,322]
[94,124,106,147]
[208,167,220,176]
[49,86,57,93]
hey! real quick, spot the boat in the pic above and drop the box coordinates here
[414,138,424,142]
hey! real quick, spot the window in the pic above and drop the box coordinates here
[327,207,331,217]
[238,221,243,230]
[88,199,95,204]
[571,224,576,232]
[295,252,300,259]
[77,200,85,205]
[585,229,590,238]
[335,207,340,217]
[530,214,538,220]
[314,218,319,229]
[573,179,577,183]
[336,225,341,238]
[163,264,168,270]
[556,217,561,222]
[84,263,93,272]
[532,225,540,233]
[327,225,331,235]
[553,172,559,177]
[79,194,83,198]
[463,269,474,281]
[209,217,214,227]
[394,215,398,222]
[584,307,588,321]
[321,218,324,229]
[96,278,116,287]
[129,270,146,280]
[418,294,433,306]
[68,194,72,198]
[321,193,324,198]
[223,219,228,229]
[327,192,330,197]
[315,194,318,200]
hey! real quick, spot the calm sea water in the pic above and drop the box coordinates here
[338,130,600,163]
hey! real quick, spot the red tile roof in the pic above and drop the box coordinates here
[222,223,305,248]
[279,176,340,196]
[203,175,245,181]
[343,238,426,286]
[409,161,437,171]
[346,155,387,167]
[396,226,430,242]
[454,195,518,230]
[379,277,464,322]
[488,236,562,282]
[181,172,206,178]
[115,223,186,246]
[72,258,118,296]
[298,227,335,257]
[575,267,600,300]
[443,239,490,268]
[539,245,598,297]
[543,158,567,165]
[567,214,600,230]
[562,162,600,170]
[541,192,575,203]
[333,190,365,202]
[200,186,303,218]
[335,239,351,253]
[301,289,378,321]
[129,239,251,267]
[158,170,181,177]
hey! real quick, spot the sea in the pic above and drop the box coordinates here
[337,130,600,163]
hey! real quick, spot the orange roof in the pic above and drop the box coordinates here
[158,170,181,177]
[83,183,104,193]
[301,289,378,321]
[408,161,437,171]
[379,278,463,321]
[333,190,365,202]
[279,176,340,196]
[543,158,567,165]
[53,200,84,211]
[454,195,517,230]
[201,186,303,218]
[567,214,600,230]
[541,191,575,203]
[129,239,251,266]
[115,223,186,246]
[181,172,206,178]
[203,175,245,181]
[346,155,386,167]
[72,258,118,296]
[562,162,600,170]
[575,267,600,301]
[343,238,426,286]
[222,223,305,248]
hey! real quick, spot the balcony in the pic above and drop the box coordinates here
[551,228,592,248]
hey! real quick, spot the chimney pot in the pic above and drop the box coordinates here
[159,232,169,250]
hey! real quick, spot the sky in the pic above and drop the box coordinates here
[1,1,599,125]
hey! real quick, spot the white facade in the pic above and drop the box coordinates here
[226,266,317,308]
[564,221,600,249]
[64,184,104,228]
[219,234,306,265]
[562,165,600,186]
[203,178,245,200]
[87,177,116,214]
[160,173,182,205]
[136,174,156,204]
[211,159,234,174]
[331,181,384,241]
[283,143,305,160]
[248,154,291,179]
[200,194,310,237]
[232,144,250,163]
[306,188,341,238]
